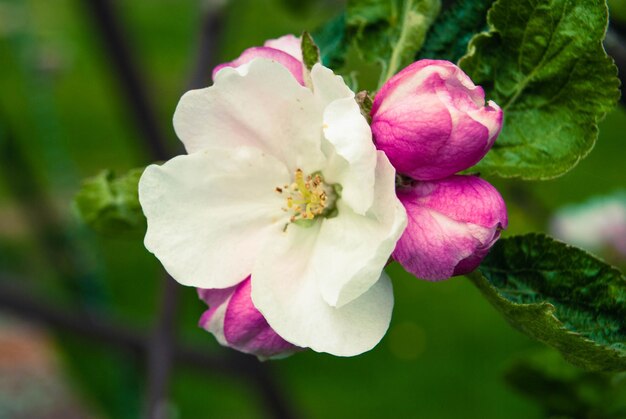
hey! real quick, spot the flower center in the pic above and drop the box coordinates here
[276,169,338,228]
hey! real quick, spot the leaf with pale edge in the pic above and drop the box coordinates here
[347,0,441,86]
[459,0,619,179]
[419,0,495,62]
[469,234,626,372]
[301,31,321,71]
[74,168,145,236]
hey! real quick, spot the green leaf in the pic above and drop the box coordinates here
[312,13,348,69]
[301,31,321,71]
[459,0,620,180]
[347,0,441,87]
[73,168,146,236]
[468,233,626,372]
[419,0,495,62]
[504,349,626,418]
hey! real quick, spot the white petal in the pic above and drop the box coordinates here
[322,97,377,214]
[314,151,407,307]
[139,146,290,288]
[251,223,395,356]
[174,59,325,174]
[310,63,354,107]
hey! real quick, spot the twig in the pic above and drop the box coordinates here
[0,277,243,375]
[82,0,171,161]
[187,7,224,90]
[145,274,179,419]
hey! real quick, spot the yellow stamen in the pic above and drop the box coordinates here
[278,168,337,229]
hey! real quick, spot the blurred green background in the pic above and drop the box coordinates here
[0,0,624,418]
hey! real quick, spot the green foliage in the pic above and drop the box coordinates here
[459,0,619,179]
[419,0,495,62]
[347,0,441,86]
[312,13,348,69]
[505,349,626,418]
[301,31,321,70]
[469,234,626,372]
[74,168,145,236]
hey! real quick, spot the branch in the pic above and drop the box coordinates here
[0,278,238,375]
[82,0,171,161]
[187,6,225,90]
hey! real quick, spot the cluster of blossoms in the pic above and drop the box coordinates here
[139,35,507,358]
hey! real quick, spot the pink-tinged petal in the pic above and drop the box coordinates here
[264,34,303,62]
[198,286,236,324]
[198,285,237,347]
[371,60,503,180]
[198,278,301,360]
[393,175,508,280]
[371,79,453,179]
[212,46,304,85]
[224,279,302,359]
[372,59,456,115]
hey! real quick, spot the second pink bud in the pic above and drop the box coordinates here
[371,60,503,180]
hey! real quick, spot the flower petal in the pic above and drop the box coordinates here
[371,60,503,180]
[308,63,378,214]
[393,175,507,280]
[212,46,304,85]
[263,34,303,61]
[198,285,237,346]
[314,152,406,308]
[139,146,290,288]
[174,59,326,174]
[223,278,301,359]
[251,223,394,356]
[310,63,354,108]
[321,97,377,214]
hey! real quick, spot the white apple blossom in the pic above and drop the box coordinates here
[139,58,407,356]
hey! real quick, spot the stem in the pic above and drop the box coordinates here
[379,0,411,88]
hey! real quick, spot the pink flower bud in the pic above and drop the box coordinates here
[198,278,302,359]
[393,175,508,280]
[212,35,304,85]
[371,60,503,180]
